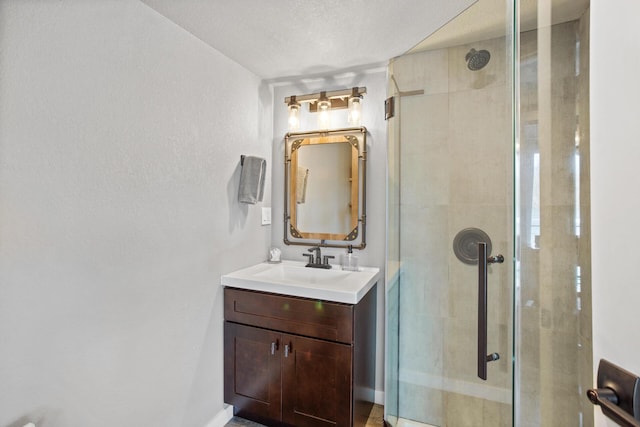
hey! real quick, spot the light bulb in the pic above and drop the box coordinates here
[316,92,331,129]
[317,98,331,129]
[348,96,362,126]
[288,102,300,131]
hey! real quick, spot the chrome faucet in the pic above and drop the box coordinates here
[303,246,333,269]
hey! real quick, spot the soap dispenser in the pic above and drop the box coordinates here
[342,245,359,271]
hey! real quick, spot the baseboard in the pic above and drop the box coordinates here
[204,393,382,427]
[204,405,234,427]
[375,389,385,406]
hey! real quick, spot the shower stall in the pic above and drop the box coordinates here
[385,0,591,426]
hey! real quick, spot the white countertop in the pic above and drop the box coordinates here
[220,260,380,304]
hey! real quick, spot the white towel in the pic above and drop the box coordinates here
[238,156,266,204]
[296,167,308,204]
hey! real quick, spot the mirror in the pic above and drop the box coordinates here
[284,127,366,249]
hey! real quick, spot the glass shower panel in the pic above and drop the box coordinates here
[385,1,515,425]
[385,72,401,427]
[515,1,592,426]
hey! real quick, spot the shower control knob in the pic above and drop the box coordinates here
[488,254,504,264]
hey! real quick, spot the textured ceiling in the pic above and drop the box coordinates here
[140,0,589,80]
[140,0,475,80]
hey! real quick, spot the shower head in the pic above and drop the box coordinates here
[465,48,491,71]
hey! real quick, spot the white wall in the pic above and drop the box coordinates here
[271,69,388,400]
[590,0,640,425]
[0,1,272,426]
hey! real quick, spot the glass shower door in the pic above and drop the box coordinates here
[385,0,593,426]
[385,1,515,425]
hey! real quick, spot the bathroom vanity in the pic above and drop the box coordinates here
[222,261,379,427]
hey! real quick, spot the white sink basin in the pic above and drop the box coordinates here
[221,260,380,304]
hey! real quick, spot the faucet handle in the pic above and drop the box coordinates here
[302,253,314,265]
[323,255,335,265]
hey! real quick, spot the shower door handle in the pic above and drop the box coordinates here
[478,242,503,380]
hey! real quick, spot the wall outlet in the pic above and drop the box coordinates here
[261,207,271,225]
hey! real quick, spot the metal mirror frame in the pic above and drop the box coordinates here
[284,127,367,249]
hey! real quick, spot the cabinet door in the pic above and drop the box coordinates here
[282,334,353,427]
[224,322,282,422]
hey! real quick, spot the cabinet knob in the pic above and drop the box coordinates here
[271,340,279,355]
[284,343,291,358]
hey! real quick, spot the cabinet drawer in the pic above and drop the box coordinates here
[224,288,354,344]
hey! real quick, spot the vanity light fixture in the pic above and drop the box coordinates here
[287,96,300,131]
[284,87,366,131]
[316,92,332,129]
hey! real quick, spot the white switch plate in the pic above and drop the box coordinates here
[261,207,271,225]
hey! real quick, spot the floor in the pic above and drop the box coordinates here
[225,404,384,426]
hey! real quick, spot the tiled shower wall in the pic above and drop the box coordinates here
[387,12,591,427]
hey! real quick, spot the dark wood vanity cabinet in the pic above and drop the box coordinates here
[224,286,376,427]
[224,322,352,426]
